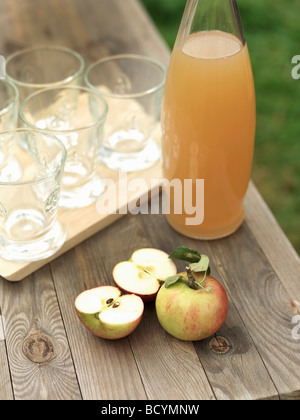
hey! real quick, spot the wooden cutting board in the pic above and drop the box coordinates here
[0,160,163,282]
[1,90,164,282]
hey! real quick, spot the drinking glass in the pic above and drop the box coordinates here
[0,129,67,262]
[0,79,18,129]
[0,79,20,181]
[19,86,108,209]
[0,55,5,79]
[6,45,85,102]
[161,0,256,239]
[85,54,166,172]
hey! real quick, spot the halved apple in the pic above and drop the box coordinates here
[112,248,177,302]
[75,285,144,340]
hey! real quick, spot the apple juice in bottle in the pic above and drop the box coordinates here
[161,0,256,239]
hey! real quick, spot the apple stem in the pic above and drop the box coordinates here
[186,266,199,290]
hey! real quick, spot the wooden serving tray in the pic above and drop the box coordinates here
[0,161,163,282]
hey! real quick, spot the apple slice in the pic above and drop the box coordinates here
[112,248,177,302]
[75,285,144,340]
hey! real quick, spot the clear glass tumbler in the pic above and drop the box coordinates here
[85,54,166,172]
[0,79,20,181]
[19,86,108,209]
[0,129,67,262]
[6,45,85,102]
[0,79,19,129]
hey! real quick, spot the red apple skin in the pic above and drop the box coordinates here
[112,280,159,303]
[118,289,157,303]
[155,274,228,341]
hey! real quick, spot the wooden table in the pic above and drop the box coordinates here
[1,0,300,401]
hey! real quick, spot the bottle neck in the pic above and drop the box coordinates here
[175,0,246,51]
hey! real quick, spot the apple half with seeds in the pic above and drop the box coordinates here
[112,248,177,302]
[75,285,144,340]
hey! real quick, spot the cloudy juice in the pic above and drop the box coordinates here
[161,31,256,239]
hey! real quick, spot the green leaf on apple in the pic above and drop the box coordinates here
[189,255,211,283]
[190,255,210,273]
[167,247,212,292]
[169,246,202,263]
[165,274,186,288]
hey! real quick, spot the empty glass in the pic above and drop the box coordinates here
[0,55,5,79]
[0,79,20,181]
[85,54,166,172]
[19,86,108,209]
[0,129,67,262]
[6,45,85,102]
[0,80,18,127]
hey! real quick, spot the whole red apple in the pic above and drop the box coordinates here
[155,271,228,341]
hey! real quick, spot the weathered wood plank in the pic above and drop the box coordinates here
[0,0,170,67]
[0,317,14,400]
[95,214,215,400]
[142,195,300,400]
[49,220,148,400]
[205,223,300,399]
[0,267,81,400]
[137,202,279,400]
[245,182,300,313]
[70,0,170,65]
[129,305,215,401]
[50,214,215,400]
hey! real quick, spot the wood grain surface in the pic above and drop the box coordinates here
[0,0,299,400]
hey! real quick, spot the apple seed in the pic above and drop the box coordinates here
[112,302,120,309]
[106,298,114,305]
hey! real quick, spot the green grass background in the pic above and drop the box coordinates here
[141,0,300,255]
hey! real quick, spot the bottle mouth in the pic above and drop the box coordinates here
[181,30,244,60]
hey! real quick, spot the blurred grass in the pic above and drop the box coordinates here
[141,0,300,255]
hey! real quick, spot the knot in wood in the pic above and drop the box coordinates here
[209,335,232,355]
[23,332,55,365]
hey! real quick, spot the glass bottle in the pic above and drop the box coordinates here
[161,0,256,239]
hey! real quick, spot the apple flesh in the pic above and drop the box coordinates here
[112,248,177,302]
[75,285,144,340]
[155,273,228,341]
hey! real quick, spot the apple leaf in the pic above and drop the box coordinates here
[169,246,201,263]
[190,255,210,273]
[165,275,186,288]
[190,255,211,285]
[168,247,212,292]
